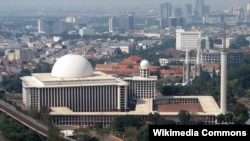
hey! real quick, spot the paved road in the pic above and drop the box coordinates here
[0,100,75,141]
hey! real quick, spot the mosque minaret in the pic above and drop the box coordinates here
[220,29,228,114]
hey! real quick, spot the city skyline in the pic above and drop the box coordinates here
[0,0,250,10]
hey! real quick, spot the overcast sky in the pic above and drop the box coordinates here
[0,0,249,10]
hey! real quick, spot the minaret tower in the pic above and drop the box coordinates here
[183,50,190,84]
[140,59,150,78]
[195,45,201,76]
[220,24,227,113]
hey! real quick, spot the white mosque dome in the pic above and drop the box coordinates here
[140,59,150,69]
[51,54,93,78]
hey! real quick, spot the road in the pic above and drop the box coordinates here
[0,99,75,141]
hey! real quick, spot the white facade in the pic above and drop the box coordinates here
[37,19,63,34]
[202,49,243,68]
[21,54,221,127]
[124,60,157,100]
[176,28,202,51]
[7,49,21,61]
[119,46,130,54]
[65,16,76,23]
[109,17,113,33]
[38,19,42,33]
[220,49,227,113]
[21,55,128,111]
[247,3,250,15]
[80,27,95,36]
[159,58,180,66]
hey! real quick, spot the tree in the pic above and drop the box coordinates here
[138,124,149,141]
[231,102,248,117]
[74,127,92,141]
[178,110,191,124]
[124,126,139,141]
[96,127,110,141]
[0,114,44,141]
[233,114,249,125]
[40,106,51,125]
[148,112,160,124]
[47,124,64,141]
[29,108,41,119]
[231,102,249,124]
[111,115,140,132]
[19,69,31,76]
[224,112,234,123]
[155,116,176,125]
[216,114,225,124]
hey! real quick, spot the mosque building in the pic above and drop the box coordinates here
[21,54,221,127]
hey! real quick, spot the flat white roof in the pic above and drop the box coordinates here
[123,76,157,81]
[50,96,221,116]
[21,71,128,87]
[50,107,74,114]
[132,99,152,113]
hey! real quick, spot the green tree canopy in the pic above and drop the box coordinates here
[178,110,191,125]
[111,115,140,132]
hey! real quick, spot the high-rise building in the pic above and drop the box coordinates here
[183,3,193,17]
[195,0,204,19]
[160,2,172,19]
[160,2,172,27]
[109,16,114,33]
[168,17,177,27]
[176,28,202,51]
[247,2,250,15]
[38,19,63,34]
[173,7,182,18]
[108,16,119,32]
[119,13,134,30]
[201,49,243,68]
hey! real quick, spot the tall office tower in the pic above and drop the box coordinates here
[183,3,192,17]
[220,27,227,114]
[247,2,250,15]
[160,2,172,19]
[246,3,250,23]
[109,16,113,33]
[168,17,177,27]
[160,2,172,27]
[38,19,42,33]
[38,19,63,34]
[204,5,210,16]
[195,0,204,19]
[176,28,202,51]
[119,13,134,30]
[235,6,244,21]
[173,7,182,18]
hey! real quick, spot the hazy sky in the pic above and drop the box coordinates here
[0,0,249,10]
